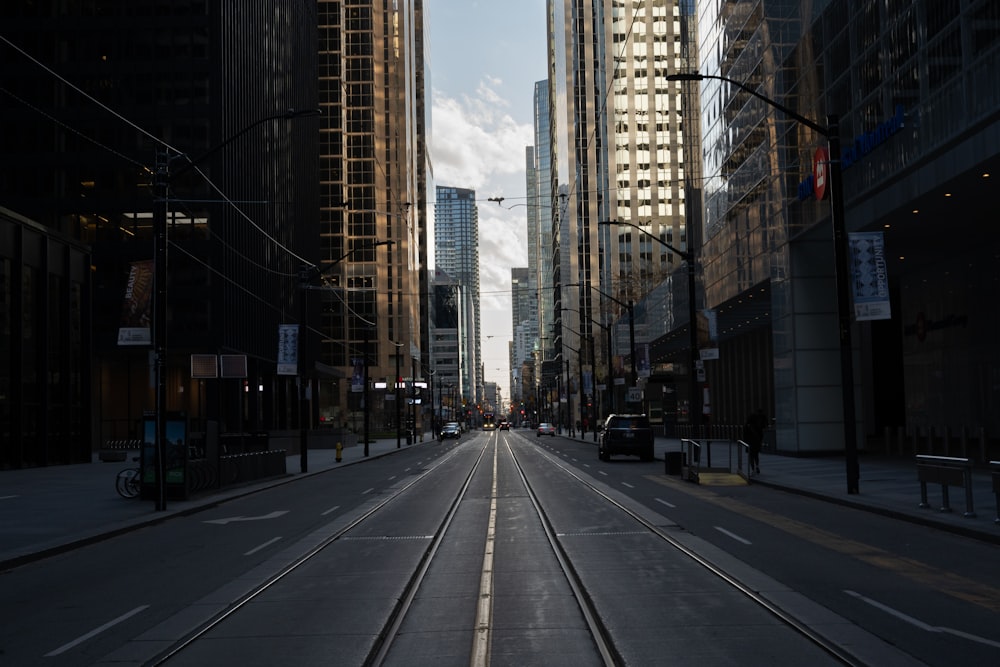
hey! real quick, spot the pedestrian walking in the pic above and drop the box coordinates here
[744,408,767,475]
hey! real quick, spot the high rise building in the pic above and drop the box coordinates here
[0,1,429,467]
[315,0,427,430]
[673,1,1000,456]
[547,0,694,423]
[530,79,557,413]
[434,186,482,408]
[429,269,467,425]
[0,1,319,466]
[510,267,535,404]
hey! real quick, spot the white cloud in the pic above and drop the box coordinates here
[430,80,531,191]
[429,78,534,390]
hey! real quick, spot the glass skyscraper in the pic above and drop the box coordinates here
[434,186,482,409]
[681,0,1000,455]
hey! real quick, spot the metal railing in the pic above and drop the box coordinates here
[916,454,976,518]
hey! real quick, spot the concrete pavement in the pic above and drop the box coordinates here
[2,430,998,571]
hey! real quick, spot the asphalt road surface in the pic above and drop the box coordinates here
[3,430,995,666]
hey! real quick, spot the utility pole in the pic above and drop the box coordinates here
[152,150,168,512]
[667,72,859,494]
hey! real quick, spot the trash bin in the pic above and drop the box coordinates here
[665,451,683,476]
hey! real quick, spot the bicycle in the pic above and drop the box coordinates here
[115,457,141,499]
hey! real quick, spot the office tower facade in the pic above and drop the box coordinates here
[429,269,468,425]
[0,1,319,466]
[510,266,535,405]
[315,0,428,430]
[547,0,694,422]
[678,1,1000,454]
[434,186,482,408]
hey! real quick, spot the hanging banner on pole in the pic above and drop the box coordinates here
[848,232,891,321]
[277,324,298,375]
[117,260,153,345]
[351,358,365,393]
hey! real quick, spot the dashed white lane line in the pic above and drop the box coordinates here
[714,526,752,545]
[45,606,150,656]
[655,497,676,509]
[245,536,283,556]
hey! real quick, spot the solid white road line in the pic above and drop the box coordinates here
[845,590,1000,648]
[471,443,499,666]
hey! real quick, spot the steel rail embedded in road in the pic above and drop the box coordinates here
[504,439,619,667]
[146,443,476,666]
[526,441,861,667]
[365,442,490,666]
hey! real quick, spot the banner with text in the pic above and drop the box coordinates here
[848,231,892,321]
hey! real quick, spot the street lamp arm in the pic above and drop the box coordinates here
[171,108,322,181]
[667,72,829,137]
[308,239,394,282]
[564,282,630,311]
[559,306,609,330]
[597,220,692,261]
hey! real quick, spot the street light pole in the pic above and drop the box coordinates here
[560,307,606,439]
[153,108,320,509]
[394,342,402,449]
[566,282,637,403]
[668,72,860,494]
[297,239,393,472]
[598,220,701,435]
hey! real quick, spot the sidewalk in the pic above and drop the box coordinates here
[2,431,998,571]
[0,434,425,570]
[565,431,1000,544]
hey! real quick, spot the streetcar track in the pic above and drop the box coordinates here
[144,442,477,666]
[365,441,490,666]
[144,432,860,666]
[523,442,861,667]
[504,440,620,667]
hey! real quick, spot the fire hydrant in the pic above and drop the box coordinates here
[336,441,343,463]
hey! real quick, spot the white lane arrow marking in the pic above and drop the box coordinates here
[204,510,289,525]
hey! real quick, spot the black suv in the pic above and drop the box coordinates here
[599,414,654,461]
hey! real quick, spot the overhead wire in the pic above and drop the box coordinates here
[0,31,317,277]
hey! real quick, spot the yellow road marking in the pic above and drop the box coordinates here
[647,475,1000,612]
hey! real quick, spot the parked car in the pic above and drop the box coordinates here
[536,422,556,437]
[498,420,510,431]
[440,422,461,439]
[598,414,654,461]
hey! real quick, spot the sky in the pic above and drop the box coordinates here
[425,0,548,398]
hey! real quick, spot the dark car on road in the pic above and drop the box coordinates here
[498,420,510,431]
[598,414,654,461]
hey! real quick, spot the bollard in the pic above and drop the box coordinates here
[336,441,342,463]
